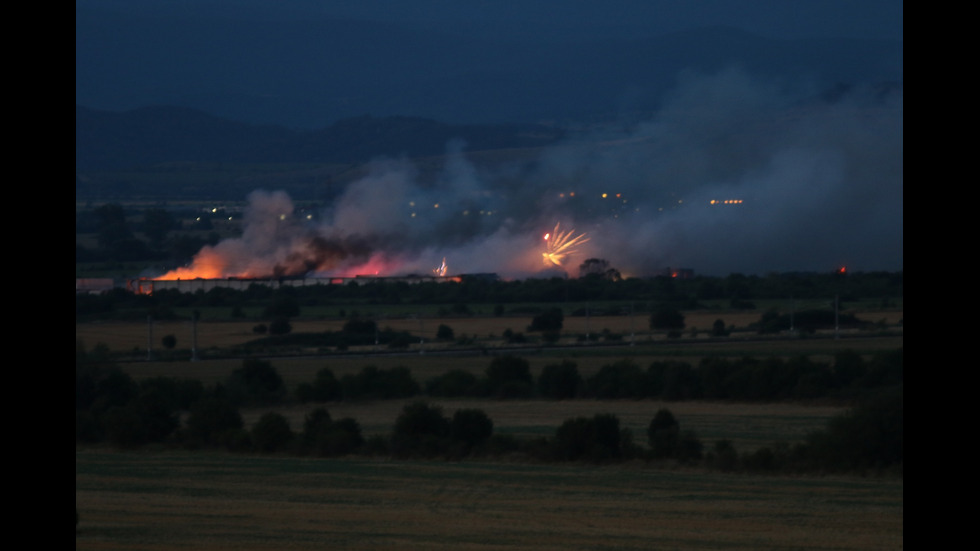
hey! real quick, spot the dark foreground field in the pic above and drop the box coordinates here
[77,308,902,550]
[76,450,902,551]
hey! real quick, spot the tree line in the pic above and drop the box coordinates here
[76,269,902,324]
[76,342,902,475]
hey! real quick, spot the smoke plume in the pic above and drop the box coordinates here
[163,67,903,280]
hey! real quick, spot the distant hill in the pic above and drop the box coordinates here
[76,105,565,171]
[74,105,566,201]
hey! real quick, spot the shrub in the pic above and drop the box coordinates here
[436,324,455,341]
[300,408,364,456]
[650,307,685,330]
[707,440,738,472]
[318,418,365,456]
[341,366,420,400]
[263,295,300,319]
[251,412,293,453]
[426,369,481,397]
[804,385,903,473]
[485,356,533,398]
[647,408,680,459]
[226,359,286,406]
[528,307,564,332]
[587,360,647,399]
[343,318,377,335]
[450,409,494,450]
[537,360,582,399]
[295,367,342,403]
[391,401,451,458]
[268,317,292,336]
[139,376,205,410]
[553,413,624,463]
[184,397,244,447]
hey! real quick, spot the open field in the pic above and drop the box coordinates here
[76,309,903,357]
[76,450,903,551]
[77,306,903,550]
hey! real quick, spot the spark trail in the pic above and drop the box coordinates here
[542,223,589,267]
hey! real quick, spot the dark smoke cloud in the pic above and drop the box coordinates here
[196,68,902,279]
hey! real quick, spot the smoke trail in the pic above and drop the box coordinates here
[165,67,902,279]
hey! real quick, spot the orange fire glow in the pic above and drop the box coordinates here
[157,248,237,280]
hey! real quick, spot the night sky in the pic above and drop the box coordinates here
[77,1,903,277]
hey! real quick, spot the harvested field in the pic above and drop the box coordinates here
[75,309,903,356]
[76,450,903,551]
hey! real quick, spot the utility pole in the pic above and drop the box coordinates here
[630,302,636,346]
[585,302,590,344]
[146,314,154,361]
[191,310,200,361]
[834,295,840,339]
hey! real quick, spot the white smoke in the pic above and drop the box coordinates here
[187,67,902,279]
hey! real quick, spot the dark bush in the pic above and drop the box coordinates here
[391,401,451,458]
[804,385,903,473]
[268,317,292,335]
[300,407,364,456]
[436,324,455,341]
[302,407,332,442]
[315,417,365,456]
[102,405,150,448]
[537,360,582,399]
[528,307,564,332]
[161,334,177,349]
[553,413,624,463]
[139,376,205,410]
[485,356,533,398]
[226,359,286,406]
[295,368,342,403]
[251,412,293,453]
[341,366,420,400]
[661,361,702,400]
[587,360,647,399]
[426,369,481,397]
[707,440,738,472]
[184,397,244,447]
[647,408,680,459]
[343,318,377,335]
[263,295,300,319]
[650,307,685,330]
[450,409,494,450]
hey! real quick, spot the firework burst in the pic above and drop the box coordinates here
[433,257,448,277]
[542,223,589,266]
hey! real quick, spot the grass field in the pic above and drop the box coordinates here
[75,308,904,357]
[76,309,902,550]
[76,450,903,551]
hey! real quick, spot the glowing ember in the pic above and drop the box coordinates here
[542,222,589,266]
[433,257,448,277]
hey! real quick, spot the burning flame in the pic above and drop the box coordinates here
[542,223,589,267]
[433,257,448,277]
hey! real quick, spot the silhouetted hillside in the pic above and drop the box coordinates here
[75,105,565,172]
